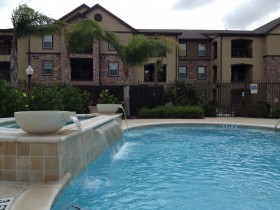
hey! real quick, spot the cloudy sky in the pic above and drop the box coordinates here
[1,0,280,30]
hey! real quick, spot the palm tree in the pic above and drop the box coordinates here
[65,19,176,116]
[10,4,64,86]
[105,32,175,115]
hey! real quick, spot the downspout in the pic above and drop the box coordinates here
[219,36,223,82]
[176,35,179,79]
[98,40,101,85]
[28,35,30,65]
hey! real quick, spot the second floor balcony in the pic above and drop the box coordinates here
[231,48,252,58]
[0,44,12,55]
[231,39,253,58]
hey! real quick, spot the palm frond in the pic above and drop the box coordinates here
[65,18,106,53]
[12,4,65,38]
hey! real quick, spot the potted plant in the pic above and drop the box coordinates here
[96,89,123,114]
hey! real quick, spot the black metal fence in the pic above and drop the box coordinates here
[19,81,280,118]
[74,81,279,117]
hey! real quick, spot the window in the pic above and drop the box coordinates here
[108,43,115,51]
[198,66,206,80]
[144,63,166,82]
[109,61,119,77]
[179,43,187,57]
[42,34,53,49]
[198,44,206,57]
[178,66,187,79]
[43,60,53,76]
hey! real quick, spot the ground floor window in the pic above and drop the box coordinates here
[198,66,206,80]
[178,66,187,79]
[71,58,93,81]
[43,60,53,76]
[108,61,119,77]
[144,63,166,82]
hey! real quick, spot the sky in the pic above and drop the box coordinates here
[1,0,280,30]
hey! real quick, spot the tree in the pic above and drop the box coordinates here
[154,57,164,84]
[65,19,177,116]
[106,32,175,115]
[10,4,65,86]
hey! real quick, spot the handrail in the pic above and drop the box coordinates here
[275,118,280,131]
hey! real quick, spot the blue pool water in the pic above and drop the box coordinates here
[52,126,280,209]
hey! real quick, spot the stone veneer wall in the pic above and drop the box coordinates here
[262,56,280,109]
[264,56,280,80]
[0,117,121,182]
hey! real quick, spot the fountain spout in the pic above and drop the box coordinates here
[71,116,82,132]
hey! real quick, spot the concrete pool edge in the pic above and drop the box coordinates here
[4,117,280,210]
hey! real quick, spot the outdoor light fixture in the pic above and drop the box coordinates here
[25,65,34,91]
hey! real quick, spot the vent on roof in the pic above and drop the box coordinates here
[94,13,102,22]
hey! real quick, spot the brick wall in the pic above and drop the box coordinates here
[264,56,280,80]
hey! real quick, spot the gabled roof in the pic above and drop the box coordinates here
[62,4,138,33]
[253,17,280,34]
[86,4,138,32]
[59,4,90,22]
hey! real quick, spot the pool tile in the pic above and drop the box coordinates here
[17,143,30,156]
[31,143,45,156]
[4,143,16,155]
[4,156,16,170]
[31,157,44,170]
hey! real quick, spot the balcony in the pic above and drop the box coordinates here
[0,44,12,55]
[231,48,252,58]
[231,39,253,58]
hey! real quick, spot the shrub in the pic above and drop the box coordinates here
[28,84,91,113]
[137,105,204,119]
[28,84,64,111]
[0,80,26,117]
[164,79,204,106]
[60,86,91,113]
[98,89,121,104]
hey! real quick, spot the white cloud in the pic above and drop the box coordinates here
[223,0,280,29]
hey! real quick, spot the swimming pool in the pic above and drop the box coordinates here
[52,125,280,209]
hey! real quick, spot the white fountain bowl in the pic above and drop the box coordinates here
[96,104,123,114]
[14,111,71,134]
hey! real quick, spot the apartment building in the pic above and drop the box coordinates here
[1,3,280,85]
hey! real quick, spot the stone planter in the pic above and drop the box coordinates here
[96,104,122,114]
[14,111,71,134]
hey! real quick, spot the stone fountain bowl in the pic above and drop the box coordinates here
[14,111,71,134]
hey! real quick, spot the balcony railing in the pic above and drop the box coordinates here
[231,48,252,58]
[0,44,12,55]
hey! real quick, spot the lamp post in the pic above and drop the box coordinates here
[25,65,34,92]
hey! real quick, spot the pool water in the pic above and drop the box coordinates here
[52,126,280,209]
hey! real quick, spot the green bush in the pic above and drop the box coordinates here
[0,80,26,118]
[164,79,204,106]
[0,82,91,117]
[60,86,91,113]
[137,105,204,119]
[28,85,64,111]
[28,85,91,113]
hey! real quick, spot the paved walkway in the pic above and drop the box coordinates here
[1,117,279,209]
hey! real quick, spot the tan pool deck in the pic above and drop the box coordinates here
[1,117,279,210]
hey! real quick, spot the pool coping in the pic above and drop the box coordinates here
[4,117,280,210]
